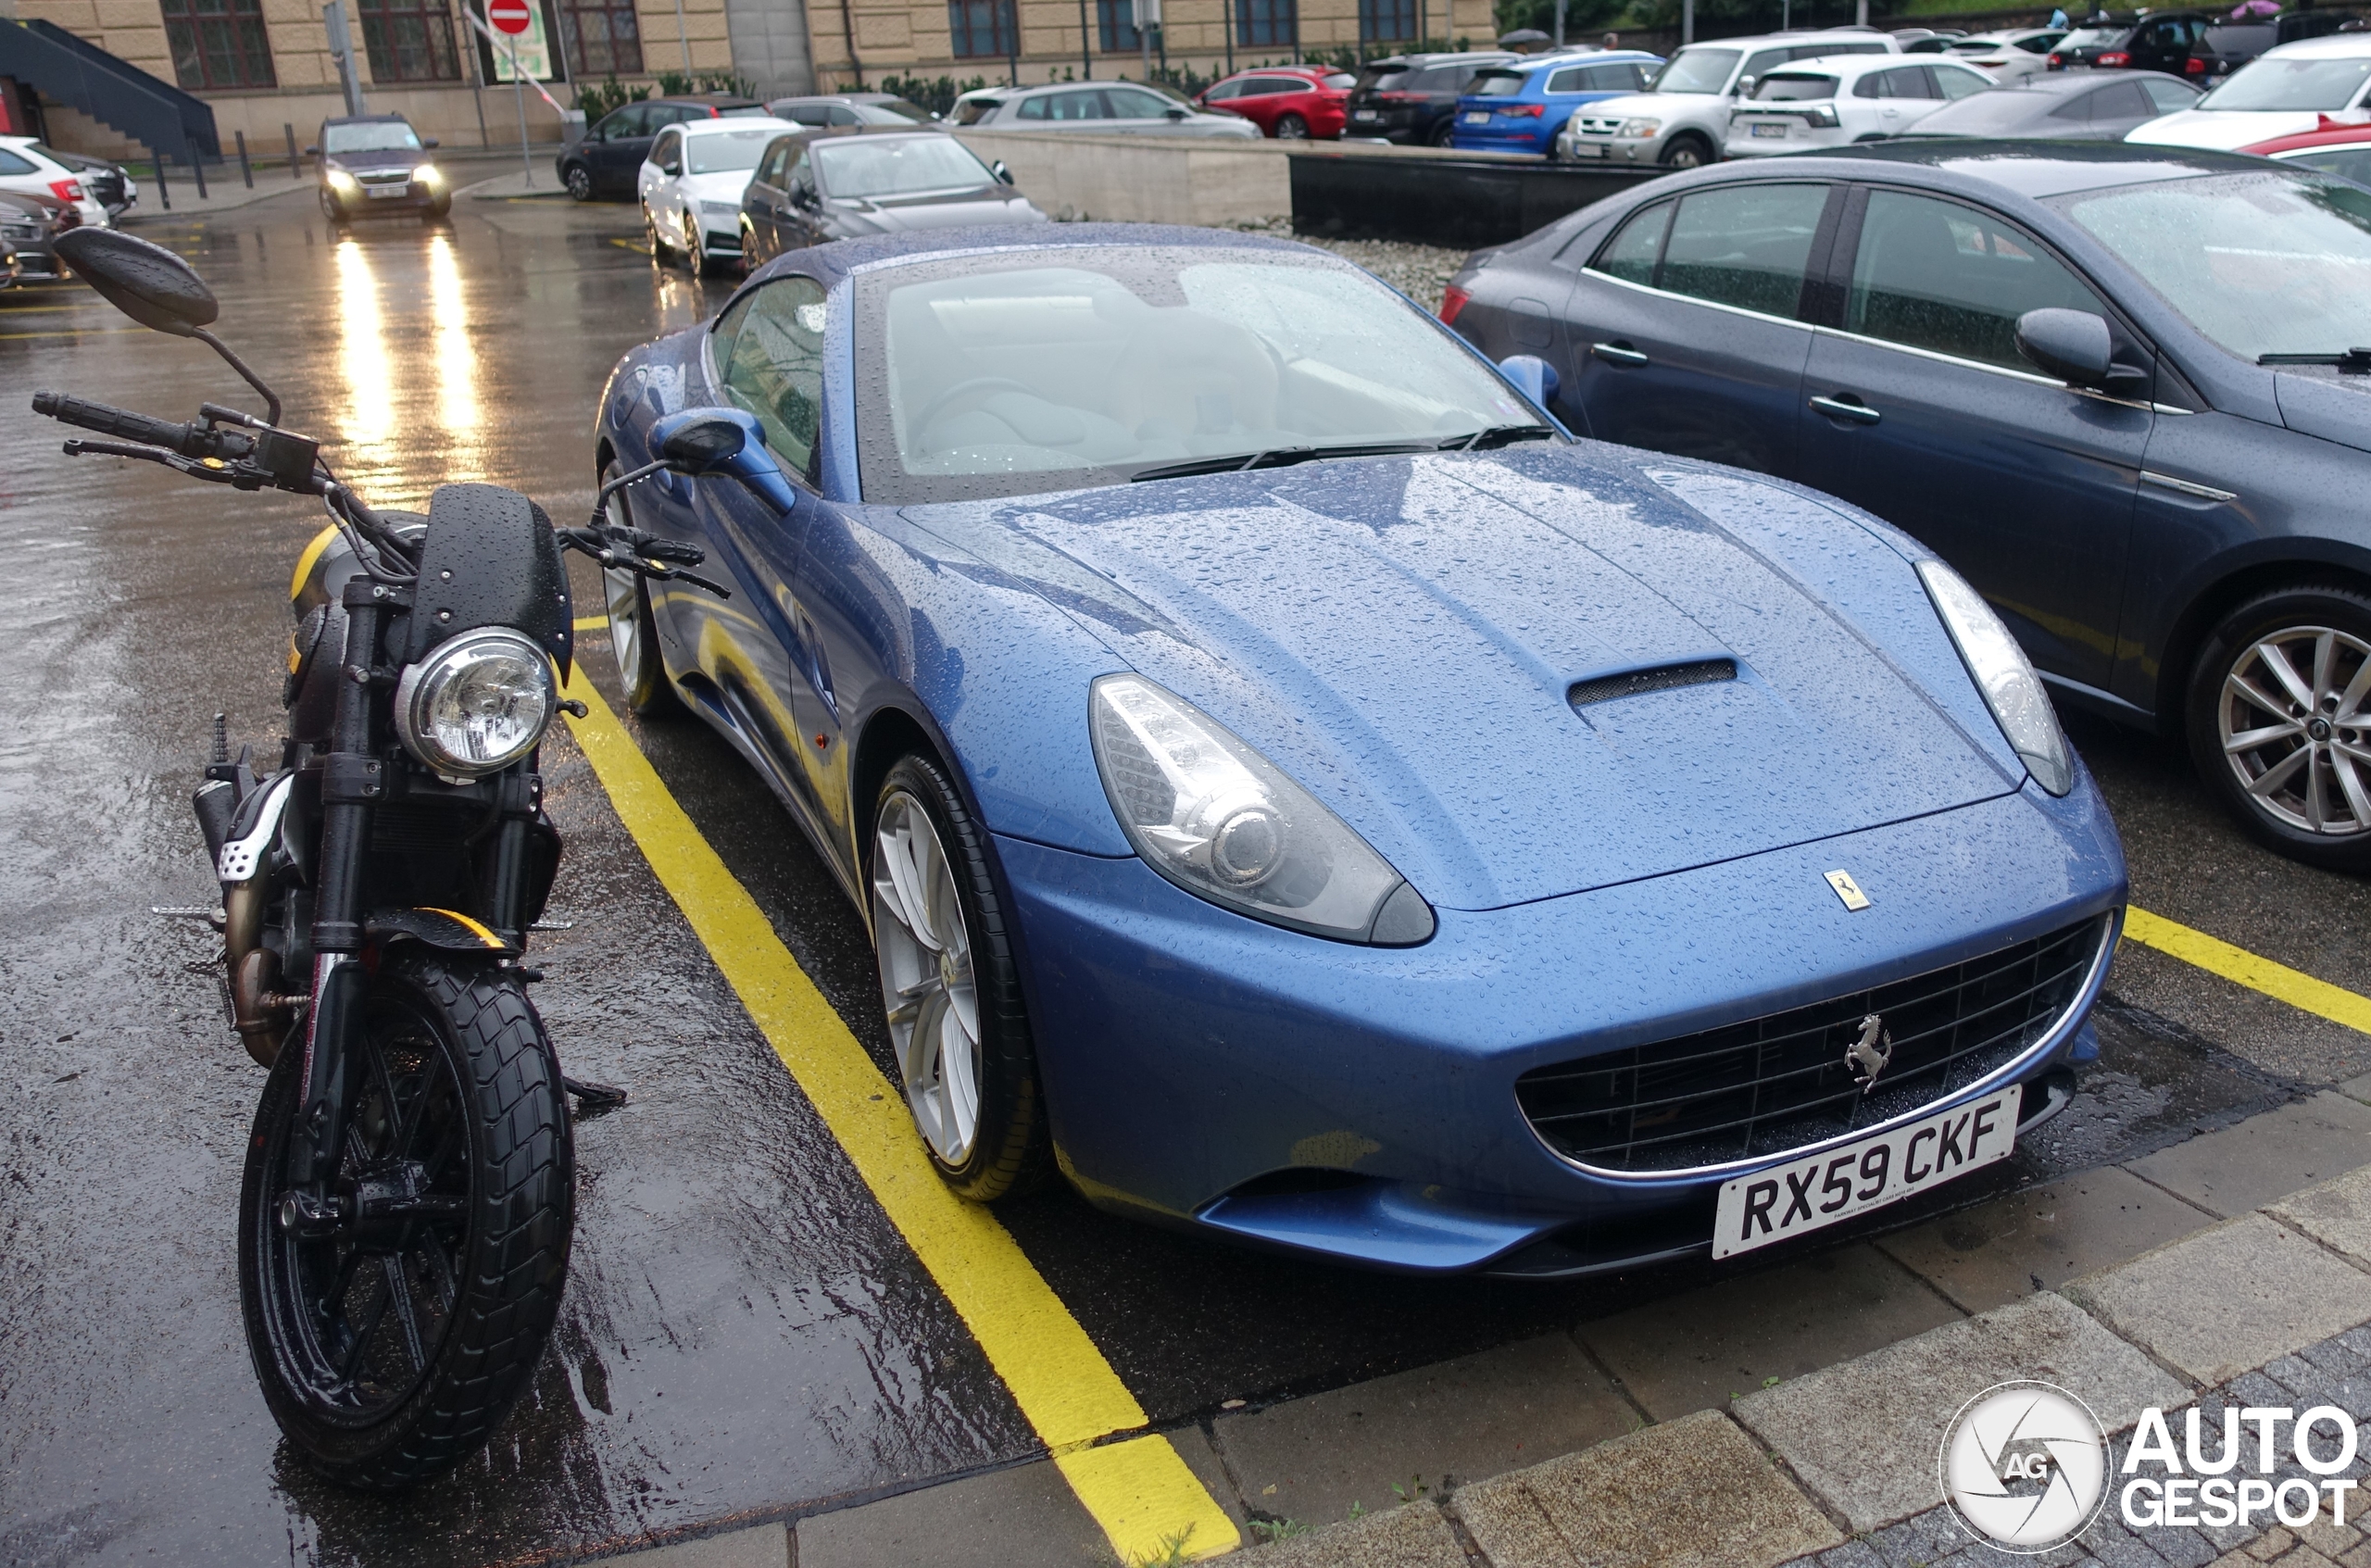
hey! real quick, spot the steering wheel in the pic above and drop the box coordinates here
[911,377,1038,443]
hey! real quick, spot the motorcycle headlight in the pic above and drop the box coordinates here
[1088,674,1434,946]
[394,628,557,780]
[1919,560,2073,797]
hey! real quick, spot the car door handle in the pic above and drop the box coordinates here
[1810,395,1882,425]
[1591,341,1650,367]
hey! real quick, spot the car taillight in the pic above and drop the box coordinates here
[1439,285,1470,325]
[1503,104,1544,117]
[2186,56,2208,73]
[1378,91,1424,102]
[2047,51,2064,65]
[2098,50,2129,66]
[48,178,82,203]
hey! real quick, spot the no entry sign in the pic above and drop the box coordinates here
[488,0,531,34]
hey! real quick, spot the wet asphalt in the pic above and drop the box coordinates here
[0,188,2363,1568]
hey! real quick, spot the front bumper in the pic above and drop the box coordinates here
[1003,779,2124,1276]
[1561,133,1664,163]
[328,178,440,209]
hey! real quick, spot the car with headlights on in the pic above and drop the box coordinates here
[1443,141,2371,871]
[640,114,799,273]
[737,127,1044,266]
[1727,55,1994,156]
[310,114,447,221]
[1557,30,1899,168]
[1901,70,2198,141]
[590,221,2125,1276]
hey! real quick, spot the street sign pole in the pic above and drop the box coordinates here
[483,0,536,186]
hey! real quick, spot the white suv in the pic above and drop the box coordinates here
[1555,30,1900,168]
[0,137,109,230]
[1727,55,1994,156]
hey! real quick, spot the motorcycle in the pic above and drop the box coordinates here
[32,227,732,1489]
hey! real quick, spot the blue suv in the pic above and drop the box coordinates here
[1450,51,1664,156]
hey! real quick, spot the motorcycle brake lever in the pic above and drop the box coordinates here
[648,564,733,600]
[63,438,241,483]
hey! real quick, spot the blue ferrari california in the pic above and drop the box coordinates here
[591,224,2126,1277]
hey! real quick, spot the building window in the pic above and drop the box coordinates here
[358,0,460,82]
[557,0,642,76]
[947,0,1017,56]
[1358,0,1414,42]
[160,0,277,90]
[1095,0,1141,51]
[1236,0,1294,46]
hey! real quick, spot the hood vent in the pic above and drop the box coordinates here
[1569,658,1737,710]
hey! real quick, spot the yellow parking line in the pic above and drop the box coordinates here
[2125,906,2371,1035]
[556,665,1238,1563]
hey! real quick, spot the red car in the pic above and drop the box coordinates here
[2241,114,2371,186]
[1194,66,1357,139]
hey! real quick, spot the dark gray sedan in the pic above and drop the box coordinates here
[1445,143,2371,870]
[737,127,1045,268]
[1901,69,2201,140]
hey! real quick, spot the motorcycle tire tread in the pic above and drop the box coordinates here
[239,952,574,1491]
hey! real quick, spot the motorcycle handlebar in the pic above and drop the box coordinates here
[31,391,241,460]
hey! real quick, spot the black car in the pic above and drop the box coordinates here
[736,126,1043,269]
[763,93,939,128]
[2048,11,2217,73]
[309,114,447,221]
[558,94,769,200]
[1347,50,1516,144]
[2189,12,2371,82]
[1445,142,2371,869]
[1902,69,2199,138]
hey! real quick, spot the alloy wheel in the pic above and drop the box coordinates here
[2217,623,2371,837]
[564,164,593,201]
[1275,113,1310,139]
[871,790,982,1166]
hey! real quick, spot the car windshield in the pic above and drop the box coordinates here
[1751,73,1839,100]
[1649,47,1741,93]
[814,136,994,195]
[323,122,420,153]
[857,247,1545,504]
[1470,70,1529,96]
[953,97,1003,124]
[2198,54,2371,110]
[2057,26,2133,49]
[2050,169,2371,359]
[686,127,780,173]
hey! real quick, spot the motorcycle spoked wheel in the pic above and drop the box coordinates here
[238,950,572,1490]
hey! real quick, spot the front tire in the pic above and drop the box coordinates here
[239,951,571,1490]
[1662,134,1713,169]
[644,204,673,264]
[1428,119,1457,147]
[599,458,681,716]
[320,188,350,224]
[2186,584,2371,872]
[869,754,1049,1201]
[1274,112,1310,140]
[563,162,594,202]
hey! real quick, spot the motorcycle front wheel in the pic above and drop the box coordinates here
[238,950,572,1490]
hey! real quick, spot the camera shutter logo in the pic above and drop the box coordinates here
[1939,1380,2110,1552]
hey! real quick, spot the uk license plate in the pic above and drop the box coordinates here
[368,183,409,198]
[1712,1084,2021,1261]
[1749,121,1789,139]
[1462,110,1490,124]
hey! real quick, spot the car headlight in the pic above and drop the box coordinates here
[394,628,558,780]
[1618,118,1662,138]
[414,163,441,184]
[1089,674,1434,945]
[327,169,358,191]
[1918,560,2073,797]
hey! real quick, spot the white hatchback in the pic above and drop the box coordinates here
[639,116,798,272]
[0,137,109,229]
[2127,33,2371,152]
[1936,28,2067,83]
[1727,55,1994,156]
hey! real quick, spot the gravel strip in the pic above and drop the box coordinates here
[1211,215,1473,315]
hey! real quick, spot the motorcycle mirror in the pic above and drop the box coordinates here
[54,229,219,337]
[655,410,754,470]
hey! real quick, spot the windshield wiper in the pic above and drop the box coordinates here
[2260,347,2371,373]
[1127,440,1438,483]
[1447,423,1557,451]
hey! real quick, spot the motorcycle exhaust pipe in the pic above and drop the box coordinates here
[223,881,294,1068]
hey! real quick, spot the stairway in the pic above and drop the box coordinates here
[0,18,219,159]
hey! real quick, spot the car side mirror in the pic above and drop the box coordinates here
[791,185,820,209]
[1498,352,1561,408]
[2014,307,2114,386]
[54,228,219,336]
[648,407,802,508]
[304,144,320,157]
[991,158,1013,183]
[1736,75,1757,95]
[1165,107,1189,119]
[422,136,440,148]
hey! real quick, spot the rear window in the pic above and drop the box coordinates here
[1752,73,1839,101]
[1470,70,1529,97]
[2057,26,2134,49]
[1356,67,1411,92]
[2202,23,2277,54]
[1323,71,1356,88]
[953,96,1003,125]
[717,105,772,118]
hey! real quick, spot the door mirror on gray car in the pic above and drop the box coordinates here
[991,159,1013,183]
[2014,307,2114,386]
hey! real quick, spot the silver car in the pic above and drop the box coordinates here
[1556,30,1899,168]
[951,81,1260,137]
